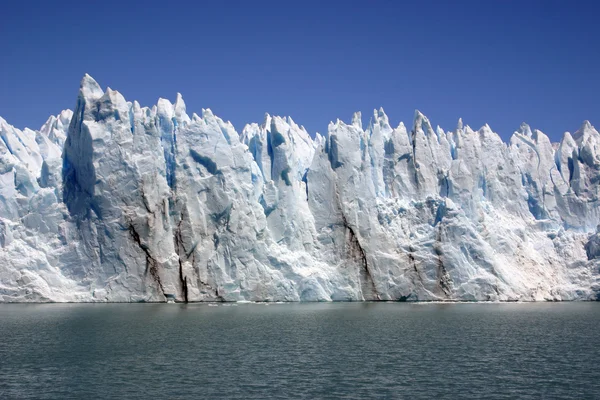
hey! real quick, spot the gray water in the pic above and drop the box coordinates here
[0,302,599,399]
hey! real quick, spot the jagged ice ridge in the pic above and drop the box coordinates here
[1,75,599,302]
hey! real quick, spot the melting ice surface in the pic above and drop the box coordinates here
[1,74,600,302]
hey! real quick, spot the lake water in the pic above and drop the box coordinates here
[0,302,599,399]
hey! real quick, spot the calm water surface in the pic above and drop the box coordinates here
[0,302,598,399]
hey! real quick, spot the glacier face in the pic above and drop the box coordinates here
[1,75,599,302]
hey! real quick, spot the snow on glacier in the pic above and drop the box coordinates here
[0,74,599,302]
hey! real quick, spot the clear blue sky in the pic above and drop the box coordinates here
[1,0,598,142]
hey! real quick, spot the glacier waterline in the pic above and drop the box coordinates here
[0,74,599,302]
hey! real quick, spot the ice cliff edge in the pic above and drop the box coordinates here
[1,75,599,302]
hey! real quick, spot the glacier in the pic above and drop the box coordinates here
[0,74,599,302]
